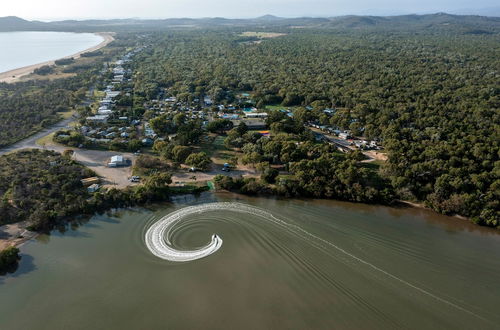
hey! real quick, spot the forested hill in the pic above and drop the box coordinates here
[0,13,499,33]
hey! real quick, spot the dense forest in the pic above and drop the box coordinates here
[0,149,95,229]
[0,79,86,147]
[132,27,499,227]
[0,149,193,232]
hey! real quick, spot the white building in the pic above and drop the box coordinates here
[108,155,127,167]
[86,115,109,123]
[87,184,100,193]
[106,91,121,98]
[245,112,268,119]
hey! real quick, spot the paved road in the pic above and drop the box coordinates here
[0,116,76,156]
[0,87,94,156]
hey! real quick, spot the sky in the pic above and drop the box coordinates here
[1,0,499,20]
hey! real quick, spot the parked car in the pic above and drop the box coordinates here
[129,176,140,183]
[221,163,231,172]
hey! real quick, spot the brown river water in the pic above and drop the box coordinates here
[0,192,499,330]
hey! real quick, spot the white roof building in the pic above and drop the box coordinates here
[86,115,109,123]
[245,112,268,118]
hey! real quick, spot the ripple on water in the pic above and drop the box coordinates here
[143,202,494,327]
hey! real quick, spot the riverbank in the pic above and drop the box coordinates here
[0,32,114,83]
[395,199,471,222]
[0,193,476,254]
[0,222,38,251]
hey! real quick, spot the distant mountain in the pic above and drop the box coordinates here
[0,14,498,33]
[451,7,500,17]
[326,13,500,33]
[0,16,48,31]
[255,15,283,21]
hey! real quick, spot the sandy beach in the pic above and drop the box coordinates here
[0,32,115,83]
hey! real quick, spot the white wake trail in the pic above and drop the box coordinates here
[144,202,489,324]
[145,202,272,262]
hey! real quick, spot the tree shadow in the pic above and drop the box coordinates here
[0,253,37,285]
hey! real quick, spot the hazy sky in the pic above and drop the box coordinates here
[1,0,499,20]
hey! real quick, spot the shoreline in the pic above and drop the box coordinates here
[0,32,115,83]
[0,222,38,251]
[0,196,479,252]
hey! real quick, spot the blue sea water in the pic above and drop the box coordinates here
[0,31,103,73]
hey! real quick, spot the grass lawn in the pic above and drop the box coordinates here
[199,135,241,164]
[361,160,385,171]
[265,104,300,112]
[57,110,75,119]
[93,90,105,99]
[36,132,56,147]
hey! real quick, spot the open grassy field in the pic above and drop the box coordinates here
[265,104,299,112]
[199,135,240,163]
[240,32,287,38]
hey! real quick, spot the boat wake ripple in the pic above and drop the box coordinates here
[144,202,490,324]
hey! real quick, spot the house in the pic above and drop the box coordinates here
[339,132,351,140]
[98,109,113,115]
[108,155,127,167]
[233,120,267,130]
[100,98,112,106]
[86,115,109,123]
[142,138,154,146]
[106,91,121,98]
[204,96,213,106]
[245,112,268,119]
[87,184,100,193]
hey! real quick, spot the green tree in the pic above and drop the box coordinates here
[185,152,212,170]
[172,145,191,163]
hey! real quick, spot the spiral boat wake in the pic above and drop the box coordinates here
[145,202,274,262]
[144,201,489,323]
